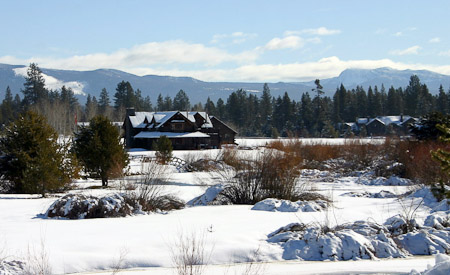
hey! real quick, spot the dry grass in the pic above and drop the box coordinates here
[170,230,211,275]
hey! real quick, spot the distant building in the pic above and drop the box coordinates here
[357,115,417,136]
[339,115,418,136]
[123,108,237,150]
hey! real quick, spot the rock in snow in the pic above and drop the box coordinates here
[251,198,327,212]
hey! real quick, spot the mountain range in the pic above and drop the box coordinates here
[1,63,450,104]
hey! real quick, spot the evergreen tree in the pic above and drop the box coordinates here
[355,86,368,117]
[21,63,48,107]
[114,81,136,110]
[204,97,216,116]
[85,94,98,120]
[173,89,191,110]
[74,115,129,186]
[157,94,164,111]
[373,86,383,116]
[98,88,112,118]
[260,83,273,136]
[299,92,313,136]
[142,96,152,111]
[153,135,173,164]
[216,98,225,119]
[163,95,173,111]
[0,111,77,196]
[404,75,422,116]
[437,85,448,114]
[1,86,15,124]
[367,86,376,117]
[311,79,326,136]
[386,86,401,115]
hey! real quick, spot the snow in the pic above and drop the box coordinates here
[0,143,449,274]
[251,198,327,212]
[134,131,210,139]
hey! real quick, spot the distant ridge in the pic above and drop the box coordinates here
[1,64,449,103]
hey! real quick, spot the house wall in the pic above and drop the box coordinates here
[366,120,386,136]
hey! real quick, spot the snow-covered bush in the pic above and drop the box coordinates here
[45,192,184,219]
[267,221,407,261]
[269,214,450,262]
[46,194,136,219]
[251,198,327,212]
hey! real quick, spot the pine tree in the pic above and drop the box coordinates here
[1,86,15,124]
[204,97,216,116]
[157,94,164,111]
[153,135,173,164]
[98,88,112,118]
[437,85,448,114]
[0,111,77,196]
[21,63,48,107]
[173,89,191,110]
[163,95,173,111]
[216,98,225,119]
[74,115,128,186]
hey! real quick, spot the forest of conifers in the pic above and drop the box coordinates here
[1,63,449,137]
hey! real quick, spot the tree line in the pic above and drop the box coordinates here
[1,63,450,137]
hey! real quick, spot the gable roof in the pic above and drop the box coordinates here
[128,111,214,129]
[359,116,415,127]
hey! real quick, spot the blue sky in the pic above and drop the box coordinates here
[1,0,449,82]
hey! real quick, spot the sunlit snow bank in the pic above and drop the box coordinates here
[411,254,450,275]
[252,198,327,212]
[269,212,450,261]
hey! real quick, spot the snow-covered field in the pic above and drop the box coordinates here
[1,138,449,274]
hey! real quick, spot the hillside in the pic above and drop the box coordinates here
[1,63,449,103]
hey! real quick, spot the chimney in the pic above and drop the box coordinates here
[126,107,136,117]
[400,113,403,122]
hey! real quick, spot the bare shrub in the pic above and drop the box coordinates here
[171,230,211,275]
[183,152,219,172]
[239,247,266,275]
[220,149,302,204]
[126,160,184,212]
[217,148,243,170]
[23,237,52,275]
[396,140,450,185]
[111,247,129,275]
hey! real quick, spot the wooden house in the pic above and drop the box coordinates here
[123,108,237,150]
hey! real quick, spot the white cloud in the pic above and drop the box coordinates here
[390,45,421,56]
[0,40,259,72]
[394,32,403,37]
[429,37,441,43]
[264,36,304,50]
[123,57,450,82]
[13,67,86,95]
[211,32,257,44]
[286,27,341,36]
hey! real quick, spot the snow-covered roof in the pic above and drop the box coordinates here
[77,121,123,127]
[357,118,369,124]
[366,116,414,126]
[128,111,214,129]
[134,131,210,139]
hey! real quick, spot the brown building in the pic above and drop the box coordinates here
[123,108,237,150]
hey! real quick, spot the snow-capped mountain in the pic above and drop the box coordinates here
[1,63,449,103]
